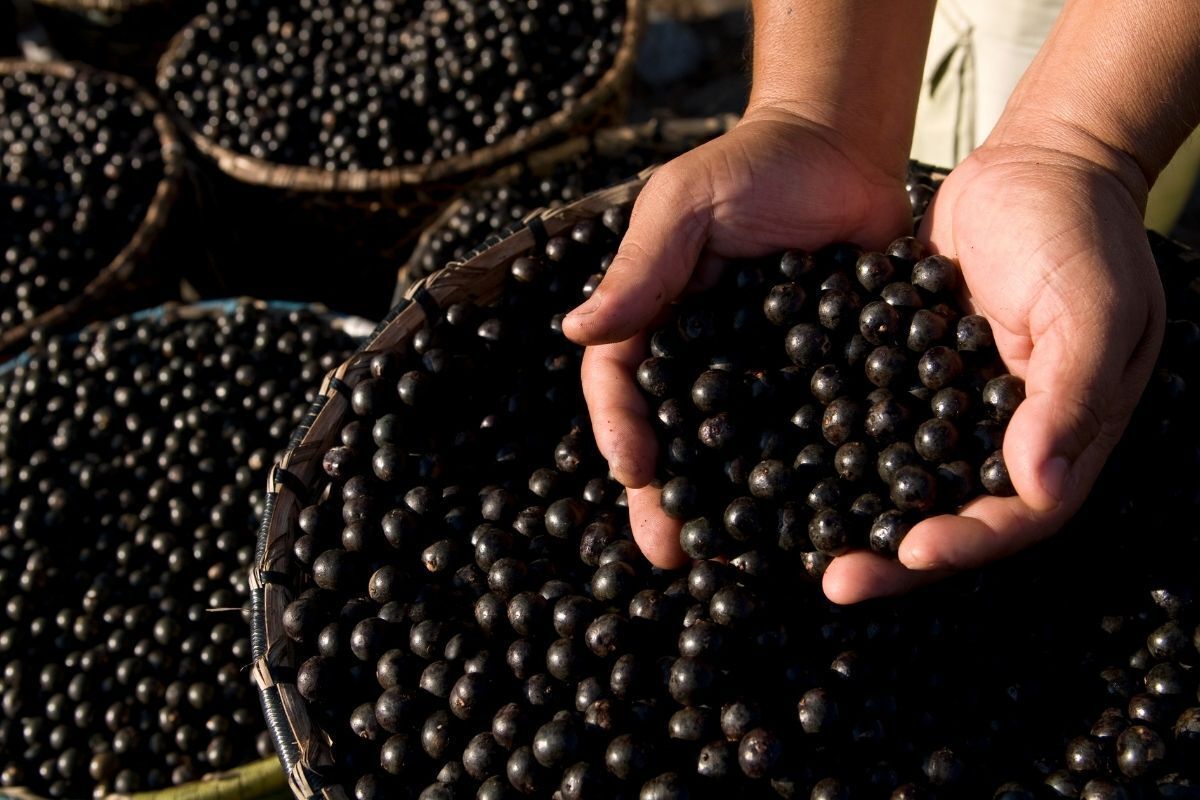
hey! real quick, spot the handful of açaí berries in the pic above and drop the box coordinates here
[636,237,1024,570]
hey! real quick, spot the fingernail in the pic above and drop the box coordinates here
[1040,455,1071,504]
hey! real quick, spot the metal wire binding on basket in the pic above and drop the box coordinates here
[391,114,740,304]
[155,0,645,194]
[249,173,649,800]
[0,59,186,358]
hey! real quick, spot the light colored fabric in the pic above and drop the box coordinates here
[912,0,1198,233]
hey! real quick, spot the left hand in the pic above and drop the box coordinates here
[823,139,1166,603]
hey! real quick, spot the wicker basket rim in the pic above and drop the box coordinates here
[153,0,644,192]
[394,113,740,297]
[251,174,650,800]
[0,59,187,355]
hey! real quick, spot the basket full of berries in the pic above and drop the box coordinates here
[0,59,186,358]
[251,173,1200,799]
[157,0,643,192]
[150,0,643,318]
[0,299,376,799]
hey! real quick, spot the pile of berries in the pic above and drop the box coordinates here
[280,189,1200,798]
[0,303,360,797]
[0,65,167,332]
[637,238,1021,570]
[160,0,626,171]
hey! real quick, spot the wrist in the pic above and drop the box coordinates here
[983,0,1200,201]
[745,0,934,182]
[739,99,910,187]
[984,110,1152,211]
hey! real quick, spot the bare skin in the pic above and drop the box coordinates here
[565,0,1198,602]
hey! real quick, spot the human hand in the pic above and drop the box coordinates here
[562,107,912,567]
[823,138,1166,603]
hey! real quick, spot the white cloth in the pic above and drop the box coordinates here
[911,0,1200,233]
[912,0,1064,167]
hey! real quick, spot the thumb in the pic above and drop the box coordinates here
[1001,300,1155,514]
[563,162,713,345]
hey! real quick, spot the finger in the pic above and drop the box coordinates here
[897,494,1057,571]
[580,336,657,489]
[822,550,949,605]
[563,162,712,345]
[1003,294,1154,512]
[626,484,687,569]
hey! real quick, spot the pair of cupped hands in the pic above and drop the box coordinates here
[560,106,1165,604]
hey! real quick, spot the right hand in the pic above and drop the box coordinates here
[561,106,913,568]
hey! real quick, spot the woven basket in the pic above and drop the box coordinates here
[0,297,375,800]
[0,59,187,358]
[153,0,643,319]
[31,0,199,81]
[251,158,1200,798]
[392,113,739,303]
[250,174,647,800]
[157,0,644,193]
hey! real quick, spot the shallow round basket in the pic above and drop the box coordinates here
[0,59,187,358]
[250,168,1200,797]
[0,297,375,800]
[249,174,647,800]
[31,0,200,82]
[157,0,644,194]
[392,114,738,303]
[152,0,644,319]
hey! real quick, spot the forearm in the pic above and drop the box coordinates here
[747,0,936,177]
[989,0,1200,200]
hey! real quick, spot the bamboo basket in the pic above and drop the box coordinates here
[157,0,644,193]
[0,298,375,800]
[151,0,644,319]
[0,59,187,358]
[250,166,1200,798]
[392,113,739,303]
[250,174,648,800]
[31,0,200,81]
